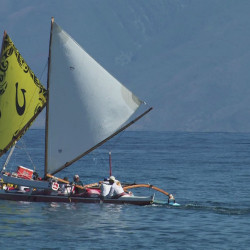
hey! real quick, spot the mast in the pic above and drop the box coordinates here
[50,107,153,175]
[44,17,54,178]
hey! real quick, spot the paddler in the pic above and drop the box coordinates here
[72,174,84,194]
[100,177,112,198]
[106,176,127,199]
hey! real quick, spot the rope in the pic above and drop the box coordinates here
[39,61,48,83]
[19,139,36,171]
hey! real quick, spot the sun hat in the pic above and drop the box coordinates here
[109,176,116,181]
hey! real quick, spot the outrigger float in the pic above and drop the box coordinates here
[0,18,178,206]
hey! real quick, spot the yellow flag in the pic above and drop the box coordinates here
[0,33,47,156]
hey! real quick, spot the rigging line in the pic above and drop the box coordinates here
[2,142,16,171]
[39,60,48,83]
[12,80,41,167]
[7,146,17,173]
[20,139,36,171]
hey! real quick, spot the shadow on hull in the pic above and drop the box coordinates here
[0,191,154,206]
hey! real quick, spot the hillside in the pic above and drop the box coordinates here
[1,0,250,132]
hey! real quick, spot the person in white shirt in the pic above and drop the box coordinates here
[106,176,126,199]
[100,179,112,198]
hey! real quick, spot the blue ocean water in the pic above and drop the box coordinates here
[1,130,250,249]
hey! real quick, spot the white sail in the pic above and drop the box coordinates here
[46,22,143,174]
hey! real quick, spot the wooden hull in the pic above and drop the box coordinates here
[0,190,154,205]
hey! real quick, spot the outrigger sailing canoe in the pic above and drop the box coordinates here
[0,18,175,206]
